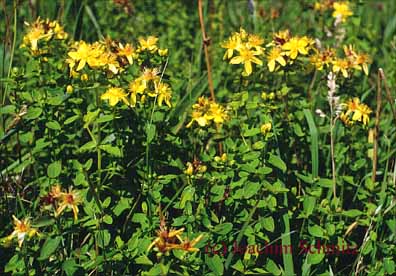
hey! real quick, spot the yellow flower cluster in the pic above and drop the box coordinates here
[332,2,353,22]
[21,17,68,55]
[137,36,168,56]
[221,28,264,76]
[340,98,372,126]
[41,185,82,221]
[186,97,229,128]
[66,35,168,78]
[3,185,82,248]
[310,45,370,77]
[101,68,172,108]
[147,224,203,253]
[184,159,207,176]
[314,1,353,23]
[266,30,314,72]
[67,40,127,76]
[3,216,38,247]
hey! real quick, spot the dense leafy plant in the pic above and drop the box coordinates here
[1,1,396,275]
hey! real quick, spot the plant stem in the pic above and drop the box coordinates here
[198,0,215,102]
[330,117,337,199]
[372,70,382,183]
[2,2,17,106]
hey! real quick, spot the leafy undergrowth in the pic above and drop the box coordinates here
[1,1,396,275]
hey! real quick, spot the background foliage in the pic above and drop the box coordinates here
[1,0,396,275]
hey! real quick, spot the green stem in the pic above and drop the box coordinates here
[2,2,17,106]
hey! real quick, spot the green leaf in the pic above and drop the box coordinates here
[384,258,395,274]
[268,153,286,172]
[146,124,156,143]
[261,216,275,232]
[132,213,149,228]
[99,144,122,157]
[113,197,131,216]
[83,109,100,128]
[343,209,363,218]
[103,215,113,224]
[32,216,55,227]
[180,186,195,208]
[78,141,97,153]
[5,254,24,273]
[25,107,42,120]
[303,196,316,217]
[317,178,333,188]
[95,230,111,248]
[0,105,16,115]
[308,225,324,238]
[306,251,325,265]
[265,259,281,275]
[213,222,233,235]
[303,109,318,179]
[62,259,79,276]
[252,141,265,150]
[135,255,153,266]
[243,182,261,199]
[47,95,64,106]
[96,114,114,124]
[47,161,62,178]
[206,255,224,275]
[39,237,61,260]
[243,127,261,137]
[64,115,80,125]
[46,120,62,130]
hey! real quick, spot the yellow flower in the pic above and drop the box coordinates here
[138,36,159,52]
[272,29,291,46]
[314,2,324,11]
[174,234,204,252]
[309,47,335,70]
[267,47,286,72]
[5,215,38,247]
[97,52,120,74]
[158,48,169,56]
[282,37,309,59]
[129,79,146,107]
[147,226,185,253]
[207,102,228,124]
[141,68,160,83]
[221,35,242,60]
[50,184,63,198]
[332,58,350,78]
[236,27,248,40]
[68,41,104,71]
[343,98,372,125]
[355,53,370,75]
[186,97,228,128]
[22,23,46,52]
[230,46,263,76]
[261,123,272,135]
[50,21,68,40]
[184,162,194,175]
[332,2,353,22]
[247,34,265,54]
[340,112,353,126]
[117,43,135,65]
[81,73,89,81]
[66,85,74,93]
[55,187,82,221]
[21,18,68,54]
[101,87,129,106]
[156,82,172,107]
